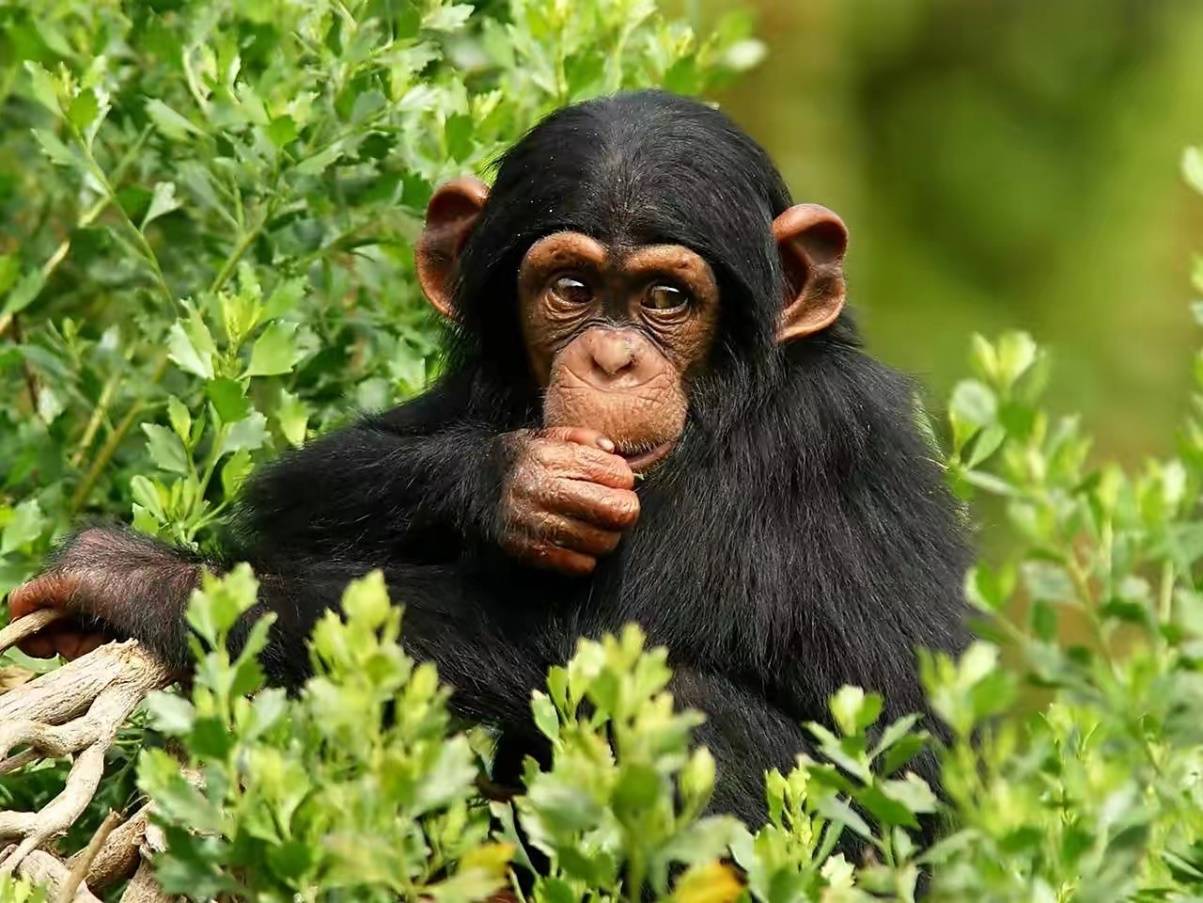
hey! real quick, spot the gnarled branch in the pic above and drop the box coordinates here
[0,617,175,896]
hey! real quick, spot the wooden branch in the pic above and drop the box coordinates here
[0,610,64,653]
[0,627,174,883]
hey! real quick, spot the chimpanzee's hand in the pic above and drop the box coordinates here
[498,427,640,576]
[7,570,109,661]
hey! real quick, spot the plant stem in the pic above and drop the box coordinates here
[69,354,169,514]
[70,372,120,468]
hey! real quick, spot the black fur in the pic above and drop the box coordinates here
[57,91,971,829]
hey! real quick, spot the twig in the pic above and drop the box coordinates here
[57,810,121,903]
[0,610,65,654]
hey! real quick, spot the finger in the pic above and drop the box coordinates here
[531,440,635,490]
[547,480,641,530]
[503,536,597,577]
[20,632,60,659]
[17,623,86,660]
[59,631,107,661]
[524,512,623,557]
[538,427,616,453]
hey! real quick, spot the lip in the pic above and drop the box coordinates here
[618,440,676,472]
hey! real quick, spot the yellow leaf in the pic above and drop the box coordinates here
[672,861,743,903]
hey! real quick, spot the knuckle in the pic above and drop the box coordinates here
[529,441,558,469]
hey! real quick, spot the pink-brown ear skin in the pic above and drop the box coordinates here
[416,177,491,319]
[772,203,849,343]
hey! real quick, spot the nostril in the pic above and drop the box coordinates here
[590,336,636,377]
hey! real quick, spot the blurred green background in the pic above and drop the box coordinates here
[712,0,1203,462]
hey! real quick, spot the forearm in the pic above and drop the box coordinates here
[233,418,508,561]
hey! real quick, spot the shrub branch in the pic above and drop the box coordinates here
[0,620,174,892]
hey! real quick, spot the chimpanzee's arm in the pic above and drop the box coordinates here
[231,391,511,565]
[14,383,513,670]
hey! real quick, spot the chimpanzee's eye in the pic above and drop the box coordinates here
[551,275,593,305]
[643,283,689,311]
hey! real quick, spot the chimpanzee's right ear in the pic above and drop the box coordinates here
[416,177,490,319]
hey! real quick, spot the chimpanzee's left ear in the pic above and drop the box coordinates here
[772,203,848,342]
[416,177,490,319]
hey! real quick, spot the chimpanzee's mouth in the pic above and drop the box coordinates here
[617,440,676,473]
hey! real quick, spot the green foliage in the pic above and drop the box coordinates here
[139,568,504,901]
[518,625,741,898]
[0,877,47,903]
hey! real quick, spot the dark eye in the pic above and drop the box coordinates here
[643,283,689,311]
[551,275,593,305]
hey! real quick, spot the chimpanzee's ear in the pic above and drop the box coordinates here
[772,203,848,342]
[416,177,490,318]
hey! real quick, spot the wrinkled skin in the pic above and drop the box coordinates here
[496,427,640,576]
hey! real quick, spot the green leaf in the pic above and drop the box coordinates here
[531,691,560,742]
[130,475,167,523]
[423,3,473,32]
[221,449,253,497]
[24,62,61,114]
[830,686,882,736]
[167,321,214,379]
[145,99,201,141]
[142,181,181,229]
[145,692,197,735]
[613,762,662,815]
[295,141,345,176]
[1,499,46,554]
[275,388,309,446]
[167,396,192,443]
[31,129,75,168]
[220,411,269,455]
[0,255,18,296]
[950,379,997,429]
[412,735,477,815]
[815,796,873,839]
[66,88,99,132]
[142,423,190,475]
[206,378,251,424]
[263,277,306,320]
[1,269,47,317]
[266,115,299,148]
[1022,561,1075,604]
[246,321,301,377]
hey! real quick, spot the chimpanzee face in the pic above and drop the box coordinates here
[515,232,722,470]
[415,168,851,473]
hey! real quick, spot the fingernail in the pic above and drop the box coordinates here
[597,437,615,452]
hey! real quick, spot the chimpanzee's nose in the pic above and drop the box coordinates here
[586,331,637,378]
